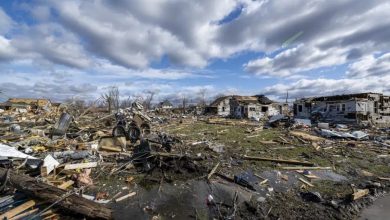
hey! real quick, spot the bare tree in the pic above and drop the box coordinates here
[120,96,133,108]
[143,89,159,110]
[101,86,120,113]
[197,88,208,107]
[213,93,226,100]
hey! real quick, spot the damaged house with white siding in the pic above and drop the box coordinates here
[294,93,390,126]
[204,96,233,116]
[205,95,288,120]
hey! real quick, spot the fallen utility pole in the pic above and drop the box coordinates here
[0,168,112,219]
[243,155,314,166]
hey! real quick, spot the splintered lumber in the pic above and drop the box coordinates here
[0,200,36,219]
[115,192,136,203]
[298,178,314,187]
[289,131,324,142]
[58,180,75,189]
[243,155,314,166]
[100,145,122,152]
[0,168,112,219]
[64,162,97,170]
[351,189,369,200]
[207,162,220,180]
[99,136,126,152]
[281,166,332,170]
[9,208,39,220]
[43,214,58,220]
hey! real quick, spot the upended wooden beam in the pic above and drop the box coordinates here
[243,155,314,166]
[0,168,112,219]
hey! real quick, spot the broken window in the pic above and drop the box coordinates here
[341,104,346,111]
[249,107,256,111]
[298,105,303,112]
[222,107,225,112]
[374,101,378,113]
[261,106,268,112]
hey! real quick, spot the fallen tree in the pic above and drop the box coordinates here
[0,168,112,219]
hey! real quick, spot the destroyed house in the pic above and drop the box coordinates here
[0,98,51,111]
[158,100,173,109]
[205,96,232,116]
[294,93,390,126]
[230,95,285,120]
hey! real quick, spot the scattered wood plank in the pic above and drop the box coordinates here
[259,140,278,145]
[126,176,134,183]
[115,192,136,203]
[99,145,122,152]
[40,209,54,217]
[215,172,235,183]
[243,155,314,166]
[279,136,288,142]
[351,189,369,200]
[110,192,123,201]
[0,168,112,219]
[259,179,269,185]
[0,200,36,220]
[281,166,332,170]
[58,180,74,189]
[246,134,260,138]
[98,137,126,151]
[207,162,220,180]
[290,131,324,142]
[305,174,320,179]
[43,214,58,220]
[378,177,390,181]
[9,208,39,220]
[64,162,97,170]
[298,178,314,187]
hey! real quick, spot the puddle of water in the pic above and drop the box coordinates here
[358,195,390,220]
[110,180,254,219]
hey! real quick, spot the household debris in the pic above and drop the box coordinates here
[0,96,389,220]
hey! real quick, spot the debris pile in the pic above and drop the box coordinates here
[0,98,390,220]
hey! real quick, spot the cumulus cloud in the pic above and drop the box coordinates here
[1,0,390,102]
[240,0,390,77]
[244,44,347,77]
[0,8,13,34]
[10,23,91,68]
[49,0,239,69]
[0,36,18,61]
[346,53,390,78]
[262,76,390,100]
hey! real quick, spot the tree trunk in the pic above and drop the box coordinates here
[0,168,112,219]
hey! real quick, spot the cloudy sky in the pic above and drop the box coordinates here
[0,0,389,104]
